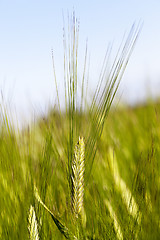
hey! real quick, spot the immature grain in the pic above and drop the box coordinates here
[28,205,39,240]
[71,136,85,218]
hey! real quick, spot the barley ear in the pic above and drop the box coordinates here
[71,136,85,218]
[28,205,39,240]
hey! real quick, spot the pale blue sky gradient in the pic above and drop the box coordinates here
[0,0,160,124]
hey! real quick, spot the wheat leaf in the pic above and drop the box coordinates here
[34,185,77,239]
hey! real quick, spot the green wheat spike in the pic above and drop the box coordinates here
[28,205,39,240]
[71,136,85,218]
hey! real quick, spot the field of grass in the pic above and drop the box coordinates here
[0,100,160,239]
[0,13,159,240]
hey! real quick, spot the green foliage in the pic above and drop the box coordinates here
[1,12,160,240]
[1,98,160,239]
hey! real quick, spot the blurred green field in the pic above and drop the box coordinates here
[0,101,160,239]
[0,13,159,240]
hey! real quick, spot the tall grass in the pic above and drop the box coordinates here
[33,12,142,239]
[1,12,160,240]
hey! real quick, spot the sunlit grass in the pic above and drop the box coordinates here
[1,12,160,240]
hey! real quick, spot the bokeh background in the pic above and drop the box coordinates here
[0,0,160,125]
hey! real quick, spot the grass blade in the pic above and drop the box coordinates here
[34,185,77,239]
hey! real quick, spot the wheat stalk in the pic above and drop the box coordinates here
[71,136,85,218]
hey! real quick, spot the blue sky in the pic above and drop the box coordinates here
[0,0,160,124]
